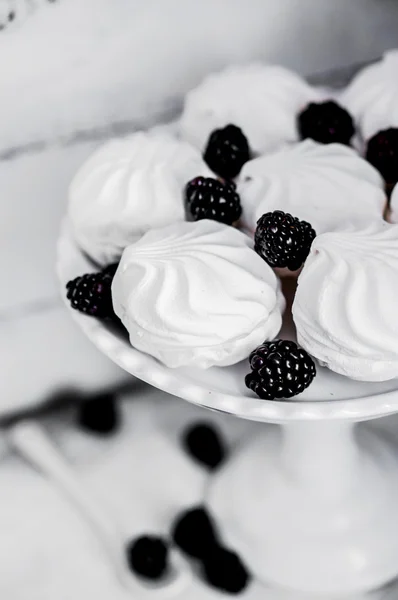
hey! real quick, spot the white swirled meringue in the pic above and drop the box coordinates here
[179,63,320,155]
[68,131,212,265]
[293,222,398,381]
[340,50,398,141]
[112,220,283,369]
[237,140,385,234]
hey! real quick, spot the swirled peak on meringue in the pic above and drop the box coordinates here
[112,220,283,369]
[237,139,385,234]
[179,63,319,155]
[340,50,398,141]
[68,131,212,266]
[293,222,398,382]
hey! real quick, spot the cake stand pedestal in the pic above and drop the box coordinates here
[57,221,398,598]
[207,418,398,596]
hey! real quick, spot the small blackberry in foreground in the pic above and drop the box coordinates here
[255,210,316,271]
[183,422,225,470]
[126,536,168,580]
[172,506,218,559]
[298,100,355,145]
[204,124,250,179]
[366,128,398,185]
[186,176,242,225]
[245,340,316,400]
[66,271,114,319]
[201,546,251,594]
[77,392,119,435]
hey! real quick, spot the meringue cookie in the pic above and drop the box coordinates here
[237,139,385,234]
[179,63,319,155]
[293,222,398,381]
[112,220,283,369]
[68,131,212,265]
[340,50,398,141]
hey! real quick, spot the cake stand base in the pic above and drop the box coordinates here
[207,420,398,597]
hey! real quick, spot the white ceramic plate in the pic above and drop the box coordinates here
[57,220,398,424]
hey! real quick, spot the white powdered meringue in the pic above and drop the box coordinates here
[237,139,385,234]
[340,50,398,141]
[112,220,283,369]
[68,131,212,265]
[179,63,319,155]
[293,222,398,382]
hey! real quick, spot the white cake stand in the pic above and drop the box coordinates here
[57,220,398,597]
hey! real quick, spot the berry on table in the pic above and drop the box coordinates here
[366,128,398,185]
[126,535,168,580]
[172,506,218,559]
[77,392,119,435]
[245,340,316,400]
[201,546,251,594]
[204,124,250,179]
[255,210,316,271]
[182,422,225,470]
[186,176,242,225]
[66,271,114,319]
[298,100,355,145]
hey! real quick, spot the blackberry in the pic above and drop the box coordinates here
[245,340,316,400]
[201,546,250,594]
[66,271,114,318]
[298,100,355,145]
[366,128,398,185]
[102,262,119,278]
[186,176,241,225]
[77,392,119,435]
[126,535,168,580]
[172,506,218,559]
[255,210,316,271]
[204,124,250,179]
[182,422,225,470]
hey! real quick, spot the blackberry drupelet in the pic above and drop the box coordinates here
[255,210,316,271]
[66,271,114,318]
[172,506,218,559]
[77,392,119,435]
[201,546,251,594]
[366,128,398,185]
[298,100,355,145]
[182,422,225,470]
[186,176,242,225]
[126,536,168,580]
[245,340,316,400]
[204,124,250,179]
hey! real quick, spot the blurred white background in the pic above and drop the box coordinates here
[1,0,398,152]
[1,0,398,414]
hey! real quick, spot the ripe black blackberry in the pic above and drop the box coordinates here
[126,535,168,580]
[204,124,250,179]
[201,546,250,594]
[77,392,119,435]
[298,100,355,145]
[366,128,398,185]
[255,210,316,271]
[186,176,242,225]
[172,506,218,559]
[182,422,225,470]
[66,271,114,319]
[245,340,316,400]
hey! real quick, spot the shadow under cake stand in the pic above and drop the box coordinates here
[58,220,398,597]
